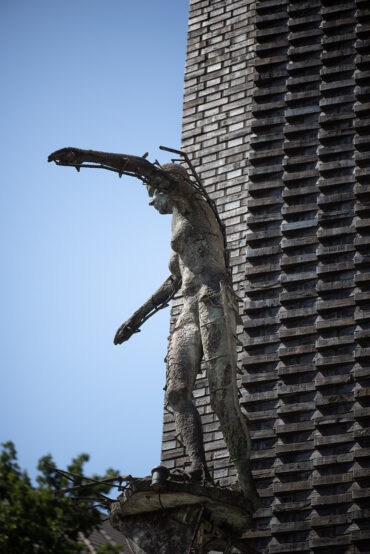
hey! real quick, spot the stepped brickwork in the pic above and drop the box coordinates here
[161,1,370,552]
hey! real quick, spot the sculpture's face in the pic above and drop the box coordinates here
[148,189,173,214]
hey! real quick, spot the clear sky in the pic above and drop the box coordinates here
[0,0,189,480]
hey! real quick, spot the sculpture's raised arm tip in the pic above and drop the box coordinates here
[48,147,80,164]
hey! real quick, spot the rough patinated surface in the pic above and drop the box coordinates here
[48,146,259,514]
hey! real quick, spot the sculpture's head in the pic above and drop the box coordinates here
[147,189,173,214]
[147,164,190,215]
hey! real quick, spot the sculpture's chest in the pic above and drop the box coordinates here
[171,210,196,253]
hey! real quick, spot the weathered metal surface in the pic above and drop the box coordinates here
[48,147,259,512]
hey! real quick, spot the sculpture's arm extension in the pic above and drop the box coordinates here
[48,147,177,194]
[114,274,181,345]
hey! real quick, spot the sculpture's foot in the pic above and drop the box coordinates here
[189,464,213,486]
[237,480,260,513]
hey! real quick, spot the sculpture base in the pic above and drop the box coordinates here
[109,474,256,553]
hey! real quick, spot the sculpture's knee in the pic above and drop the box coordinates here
[210,388,222,414]
[210,386,233,420]
[166,386,190,412]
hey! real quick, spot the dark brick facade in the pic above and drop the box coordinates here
[161,1,370,552]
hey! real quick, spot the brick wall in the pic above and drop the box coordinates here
[161,1,370,552]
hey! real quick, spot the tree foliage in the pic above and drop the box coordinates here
[0,441,121,554]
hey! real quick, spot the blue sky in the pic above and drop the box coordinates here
[0,0,189,480]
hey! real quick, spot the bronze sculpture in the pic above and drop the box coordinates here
[48,146,259,509]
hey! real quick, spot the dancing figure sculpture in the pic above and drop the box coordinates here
[48,146,259,509]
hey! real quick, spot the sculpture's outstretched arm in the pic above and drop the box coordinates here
[48,147,177,193]
[114,274,181,345]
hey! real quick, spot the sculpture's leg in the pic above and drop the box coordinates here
[198,297,259,509]
[165,308,209,480]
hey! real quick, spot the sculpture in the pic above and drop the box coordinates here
[48,146,259,510]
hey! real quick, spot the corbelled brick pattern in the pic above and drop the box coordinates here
[161,1,370,552]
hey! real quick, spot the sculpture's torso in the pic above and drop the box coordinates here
[169,195,228,300]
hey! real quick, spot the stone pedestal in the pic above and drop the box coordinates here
[109,475,256,553]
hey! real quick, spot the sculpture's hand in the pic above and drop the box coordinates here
[48,147,82,165]
[114,319,139,345]
[113,275,180,347]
